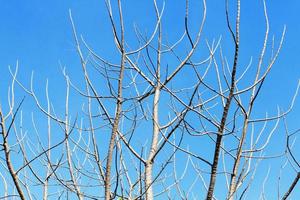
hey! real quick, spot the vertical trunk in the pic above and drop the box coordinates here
[105,1,125,199]
[105,52,125,199]
[145,85,160,200]
[145,7,162,198]
[145,162,154,200]
[227,118,248,200]
[0,106,26,200]
[206,1,240,199]
[206,95,234,200]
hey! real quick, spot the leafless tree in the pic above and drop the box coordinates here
[0,0,299,199]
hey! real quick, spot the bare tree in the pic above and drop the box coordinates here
[0,0,299,199]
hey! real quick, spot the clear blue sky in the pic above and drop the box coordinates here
[0,0,300,199]
[1,0,300,103]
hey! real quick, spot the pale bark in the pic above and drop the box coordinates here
[145,4,162,198]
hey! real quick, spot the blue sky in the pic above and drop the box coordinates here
[0,0,300,199]
[1,0,300,100]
